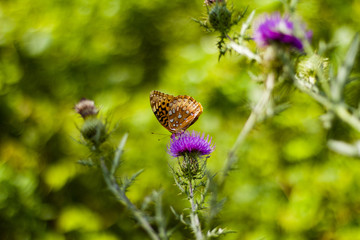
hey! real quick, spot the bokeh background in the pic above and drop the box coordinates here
[1,0,360,239]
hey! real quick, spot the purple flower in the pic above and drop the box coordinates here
[253,12,312,51]
[167,131,215,158]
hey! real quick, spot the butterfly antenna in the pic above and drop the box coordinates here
[151,132,170,141]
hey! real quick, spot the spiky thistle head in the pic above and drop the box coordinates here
[168,131,215,179]
[75,99,106,146]
[208,1,232,34]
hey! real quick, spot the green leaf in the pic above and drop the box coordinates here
[170,206,180,219]
[122,169,144,192]
[111,132,128,175]
[76,159,95,167]
[207,227,236,238]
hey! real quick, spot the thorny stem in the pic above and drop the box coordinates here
[226,33,262,63]
[295,80,360,133]
[221,72,275,185]
[224,9,261,63]
[188,178,204,240]
[100,158,162,240]
[155,193,168,240]
[333,105,360,132]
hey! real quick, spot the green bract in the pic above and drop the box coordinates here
[209,3,232,33]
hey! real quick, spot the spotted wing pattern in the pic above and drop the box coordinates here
[150,90,203,133]
[150,90,173,132]
[168,95,203,132]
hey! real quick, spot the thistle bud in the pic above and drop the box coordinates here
[208,2,231,33]
[80,117,106,145]
[75,99,106,146]
[74,98,98,119]
[297,54,329,88]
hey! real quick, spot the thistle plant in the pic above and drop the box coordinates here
[75,99,171,240]
[195,0,248,58]
[72,1,360,239]
[197,2,360,184]
[75,98,106,148]
[168,131,231,239]
[75,98,231,239]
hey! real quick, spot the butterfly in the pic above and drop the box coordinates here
[150,90,203,133]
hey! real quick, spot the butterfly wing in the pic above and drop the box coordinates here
[168,95,203,133]
[150,90,174,132]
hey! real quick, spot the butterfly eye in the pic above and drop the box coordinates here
[150,91,203,133]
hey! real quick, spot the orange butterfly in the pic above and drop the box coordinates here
[150,90,203,133]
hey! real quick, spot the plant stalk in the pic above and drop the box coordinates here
[294,79,360,133]
[100,158,161,240]
[188,178,204,240]
[221,72,275,184]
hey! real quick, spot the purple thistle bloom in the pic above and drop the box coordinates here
[167,131,215,158]
[253,12,312,51]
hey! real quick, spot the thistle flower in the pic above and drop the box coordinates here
[75,99,106,146]
[75,98,99,119]
[168,131,215,158]
[168,131,215,179]
[253,12,312,51]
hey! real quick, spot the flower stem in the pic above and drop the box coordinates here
[221,72,275,184]
[226,33,262,63]
[333,104,360,132]
[100,158,162,240]
[223,10,261,62]
[295,79,360,132]
[188,178,204,240]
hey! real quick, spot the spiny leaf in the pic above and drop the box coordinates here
[77,159,95,167]
[141,194,154,211]
[111,132,128,175]
[152,191,168,239]
[122,169,144,192]
[241,9,254,33]
[207,227,236,238]
[180,214,189,225]
[170,206,190,225]
[192,18,212,32]
[170,206,180,219]
[209,197,226,220]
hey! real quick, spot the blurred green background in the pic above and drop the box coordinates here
[1,0,360,239]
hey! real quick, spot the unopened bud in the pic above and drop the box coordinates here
[80,117,106,145]
[208,2,231,33]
